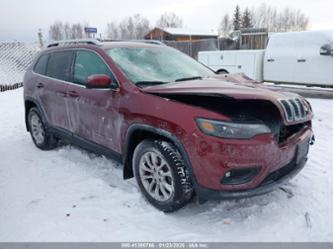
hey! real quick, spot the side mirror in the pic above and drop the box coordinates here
[320,44,332,56]
[86,74,112,89]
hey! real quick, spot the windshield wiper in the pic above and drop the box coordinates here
[135,81,168,87]
[175,76,203,82]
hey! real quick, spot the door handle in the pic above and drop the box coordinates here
[56,91,67,97]
[36,83,44,88]
[68,91,79,98]
[267,58,275,62]
[297,59,306,63]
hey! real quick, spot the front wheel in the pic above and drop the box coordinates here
[133,139,194,212]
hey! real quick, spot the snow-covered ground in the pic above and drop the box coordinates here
[0,88,332,242]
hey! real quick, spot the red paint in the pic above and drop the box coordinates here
[86,74,111,88]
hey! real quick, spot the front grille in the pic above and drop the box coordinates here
[279,98,310,122]
[278,122,308,143]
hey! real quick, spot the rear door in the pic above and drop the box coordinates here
[65,49,120,151]
[36,51,73,130]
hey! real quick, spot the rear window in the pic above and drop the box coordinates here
[46,51,74,81]
[34,54,48,75]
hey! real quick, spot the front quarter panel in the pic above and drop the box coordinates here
[119,88,230,154]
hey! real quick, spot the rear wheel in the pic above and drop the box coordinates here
[133,139,193,212]
[28,107,58,150]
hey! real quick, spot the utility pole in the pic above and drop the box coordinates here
[37,29,44,48]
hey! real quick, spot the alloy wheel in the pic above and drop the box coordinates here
[139,151,175,202]
[30,113,45,145]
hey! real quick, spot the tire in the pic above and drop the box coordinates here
[28,107,58,150]
[216,69,229,74]
[133,139,194,212]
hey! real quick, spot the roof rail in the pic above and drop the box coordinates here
[131,40,165,45]
[101,39,165,45]
[47,39,102,48]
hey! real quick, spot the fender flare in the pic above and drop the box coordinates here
[122,123,199,187]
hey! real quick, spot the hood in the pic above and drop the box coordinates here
[141,74,312,125]
[141,76,296,101]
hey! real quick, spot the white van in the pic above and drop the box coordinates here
[198,50,265,81]
[198,30,333,86]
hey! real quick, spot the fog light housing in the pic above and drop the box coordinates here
[221,167,260,185]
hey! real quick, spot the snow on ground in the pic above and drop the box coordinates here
[0,88,333,242]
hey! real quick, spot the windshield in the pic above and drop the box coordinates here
[107,46,215,85]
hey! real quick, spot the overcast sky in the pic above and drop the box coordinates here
[0,0,332,42]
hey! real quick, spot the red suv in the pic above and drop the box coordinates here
[24,39,314,212]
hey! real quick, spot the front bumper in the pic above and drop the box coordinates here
[196,154,307,200]
[184,125,312,196]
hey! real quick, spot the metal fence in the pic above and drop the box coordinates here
[0,42,40,91]
[164,29,269,59]
[164,38,237,59]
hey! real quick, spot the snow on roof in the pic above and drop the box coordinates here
[162,27,218,37]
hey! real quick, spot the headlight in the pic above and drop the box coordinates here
[196,118,271,139]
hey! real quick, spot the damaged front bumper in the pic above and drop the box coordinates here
[184,120,313,193]
[196,150,308,201]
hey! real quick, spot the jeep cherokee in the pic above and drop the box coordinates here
[23,39,314,212]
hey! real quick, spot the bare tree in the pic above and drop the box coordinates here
[48,21,86,41]
[71,23,84,39]
[156,12,183,28]
[106,21,120,40]
[251,4,309,32]
[218,13,232,36]
[133,14,151,39]
[64,23,71,39]
[119,20,130,40]
[126,17,135,39]
[49,21,64,41]
[106,14,150,40]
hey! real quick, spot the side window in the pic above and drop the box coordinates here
[46,51,74,81]
[34,54,49,75]
[74,51,115,85]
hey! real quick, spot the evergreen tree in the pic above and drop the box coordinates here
[233,5,241,31]
[242,7,253,28]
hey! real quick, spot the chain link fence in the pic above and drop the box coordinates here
[0,42,40,92]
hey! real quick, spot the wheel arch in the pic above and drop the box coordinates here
[122,124,197,186]
[216,68,229,74]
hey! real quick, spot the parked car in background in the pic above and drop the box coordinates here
[199,30,333,87]
[24,39,313,212]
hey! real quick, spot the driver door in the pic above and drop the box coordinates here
[65,49,120,151]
